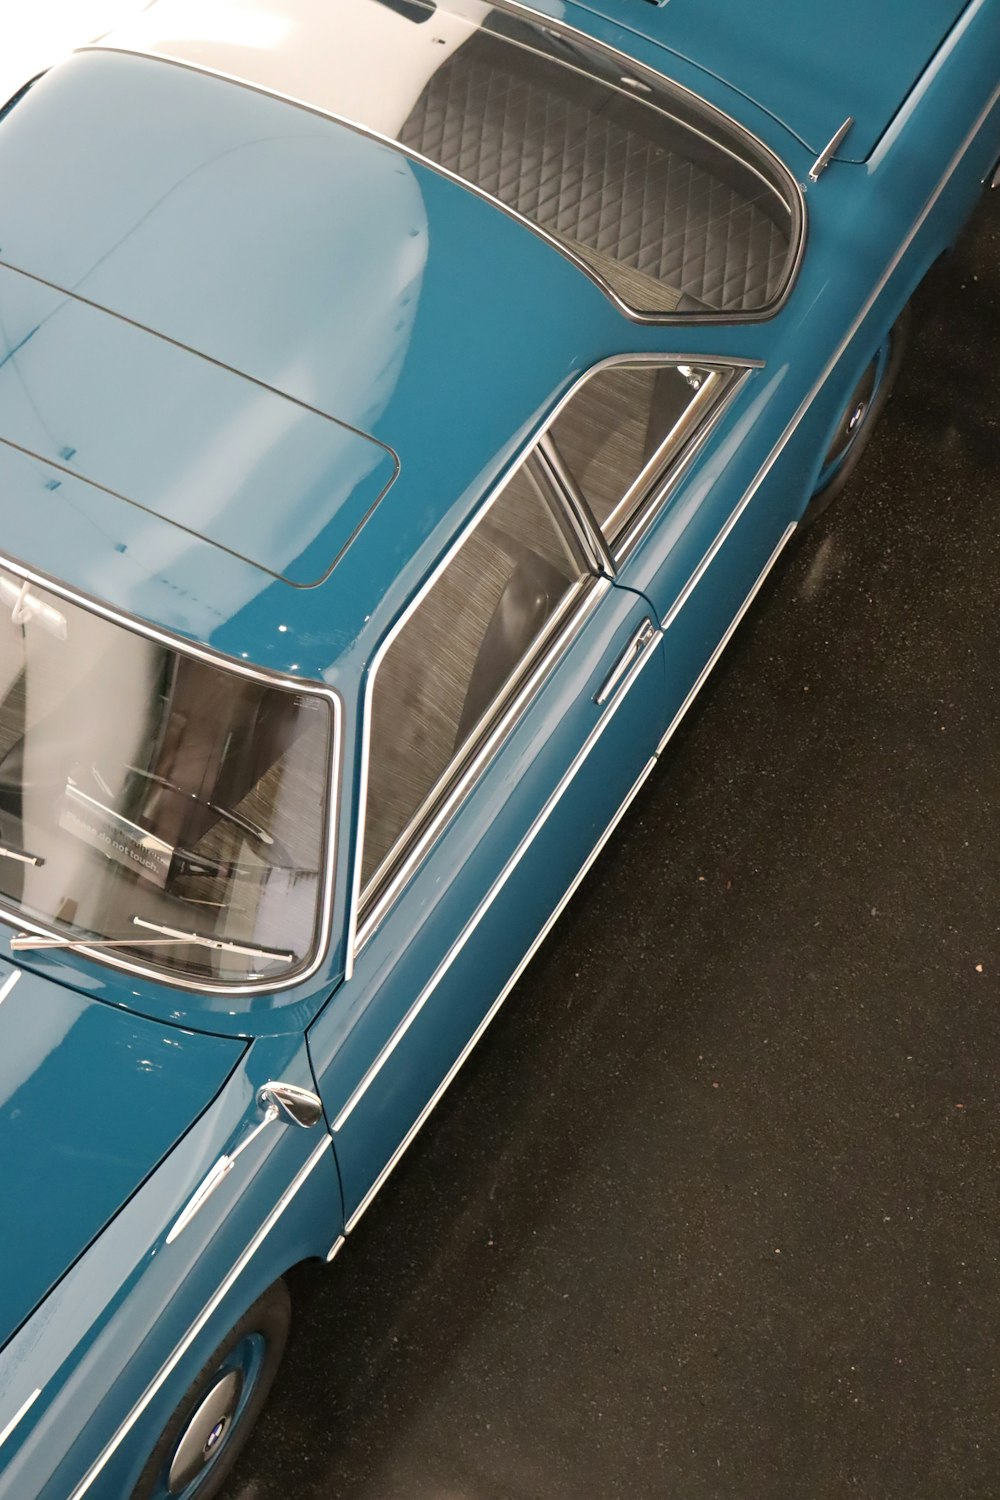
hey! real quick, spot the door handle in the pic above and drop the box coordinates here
[594,617,657,706]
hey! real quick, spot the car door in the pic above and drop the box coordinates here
[308,442,665,1226]
[540,353,795,753]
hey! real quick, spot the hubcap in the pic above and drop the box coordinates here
[167,1371,242,1494]
[816,334,891,493]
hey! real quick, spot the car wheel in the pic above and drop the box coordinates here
[800,304,912,527]
[131,1279,291,1500]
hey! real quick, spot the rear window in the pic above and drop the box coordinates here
[96,0,803,319]
[397,7,800,316]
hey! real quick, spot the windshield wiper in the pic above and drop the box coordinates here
[10,915,293,964]
[0,843,45,868]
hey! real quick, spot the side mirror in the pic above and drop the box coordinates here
[257,1081,324,1129]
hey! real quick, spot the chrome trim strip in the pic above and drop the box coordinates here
[335,624,662,1133]
[344,750,660,1233]
[535,434,615,578]
[613,368,751,564]
[657,522,797,755]
[808,115,854,181]
[0,552,342,997]
[84,0,805,326]
[597,369,725,541]
[0,968,20,1008]
[354,575,605,952]
[663,75,1000,641]
[0,1387,41,1453]
[347,352,758,968]
[325,1234,346,1264]
[68,1136,333,1500]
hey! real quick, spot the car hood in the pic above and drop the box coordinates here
[0,960,243,1349]
[575,0,970,160]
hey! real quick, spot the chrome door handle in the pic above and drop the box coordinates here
[594,618,657,706]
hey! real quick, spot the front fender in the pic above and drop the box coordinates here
[0,1031,343,1500]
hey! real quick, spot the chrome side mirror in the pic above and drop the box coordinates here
[257,1081,324,1129]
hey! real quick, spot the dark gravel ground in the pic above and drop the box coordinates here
[226,190,1000,1500]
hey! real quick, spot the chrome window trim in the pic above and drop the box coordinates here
[612,365,752,563]
[597,369,726,539]
[347,350,760,969]
[337,621,663,1133]
[83,0,806,325]
[358,569,600,926]
[0,552,342,997]
[546,359,753,558]
[348,449,611,968]
[68,1135,333,1500]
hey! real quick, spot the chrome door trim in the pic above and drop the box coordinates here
[85,0,806,325]
[335,622,661,1132]
[347,352,758,969]
[0,551,342,997]
[343,749,660,1233]
[68,1136,333,1500]
[657,522,798,755]
[0,1387,41,1454]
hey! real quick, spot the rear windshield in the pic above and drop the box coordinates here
[95,0,802,319]
[0,566,333,988]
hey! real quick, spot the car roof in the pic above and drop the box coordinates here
[0,47,648,678]
[0,16,805,688]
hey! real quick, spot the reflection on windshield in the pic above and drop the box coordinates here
[0,566,332,986]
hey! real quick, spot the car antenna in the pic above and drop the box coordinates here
[809,116,855,182]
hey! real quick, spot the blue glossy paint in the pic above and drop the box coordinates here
[0,959,243,1352]
[0,1028,340,1500]
[0,2,998,1496]
[570,0,973,159]
[310,584,664,1220]
[0,265,396,586]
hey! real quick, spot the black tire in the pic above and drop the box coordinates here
[799,304,912,528]
[131,1279,291,1500]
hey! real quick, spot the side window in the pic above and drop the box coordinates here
[547,361,730,548]
[361,455,592,899]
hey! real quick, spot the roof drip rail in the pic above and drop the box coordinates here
[809,115,855,181]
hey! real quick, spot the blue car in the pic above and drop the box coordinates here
[0,1,997,1495]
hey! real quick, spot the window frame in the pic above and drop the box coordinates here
[544,355,759,563]
[352,452,609,956]
[347,352,759,966]
[0,551,342,997]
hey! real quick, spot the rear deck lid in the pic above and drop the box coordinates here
[578,0,970,160]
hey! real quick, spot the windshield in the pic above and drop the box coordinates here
[0,565,333,987]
